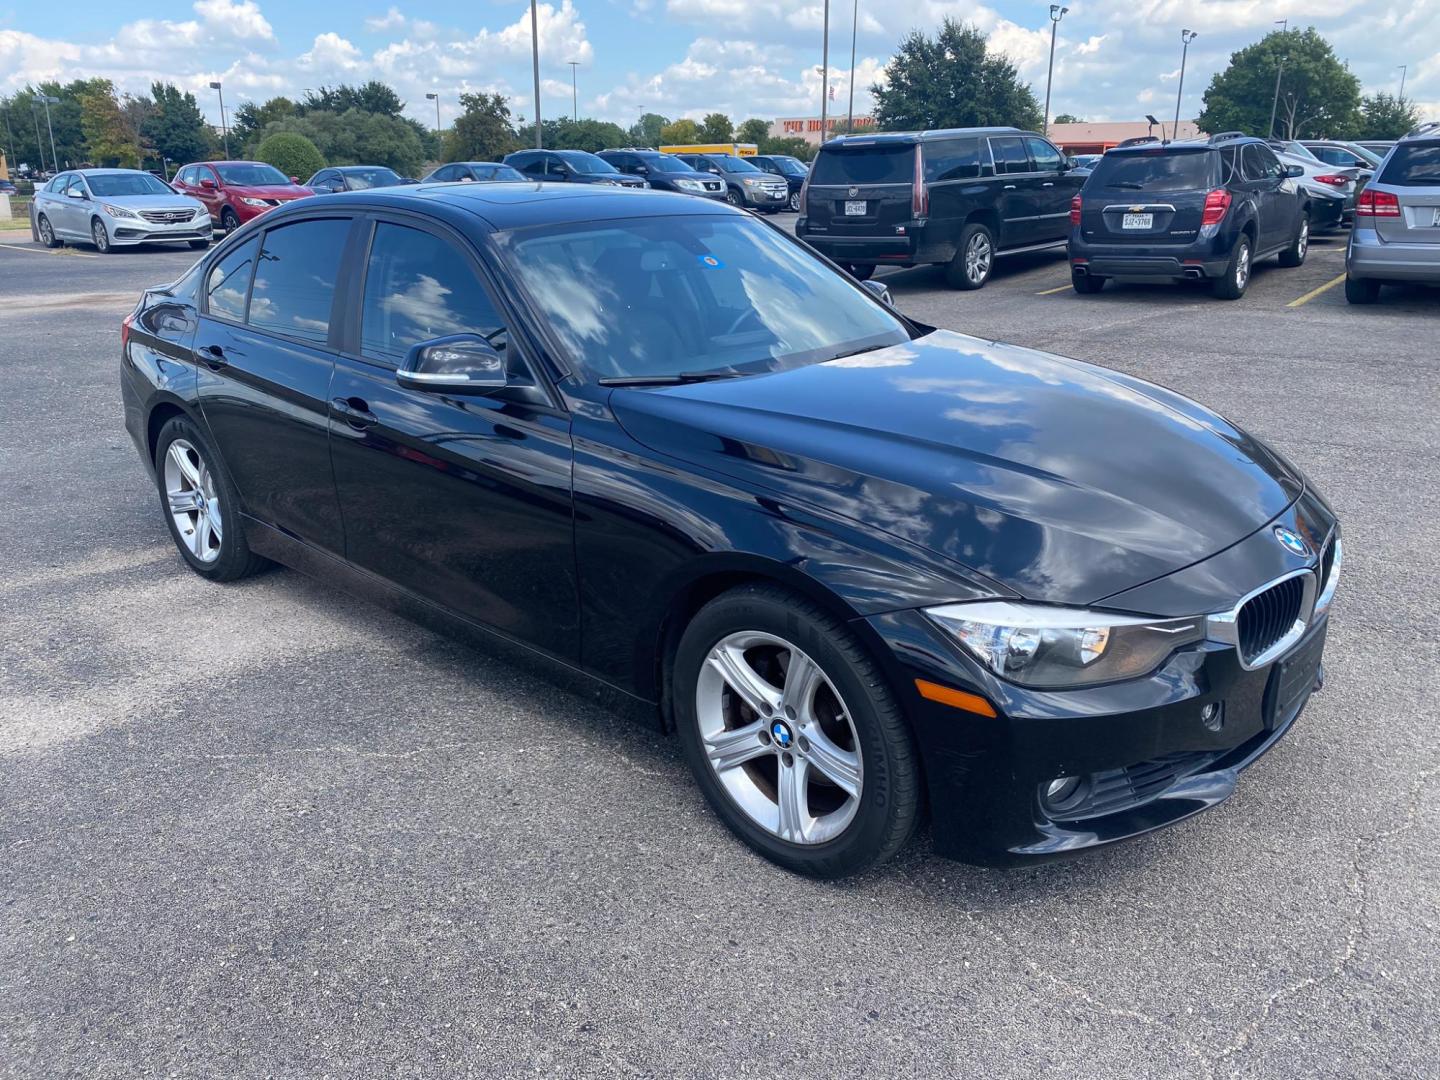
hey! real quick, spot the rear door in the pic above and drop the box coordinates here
[1080,149,1214,245]
[1241,144,1288,251]
[988,136,1038,246]
[804,142,915,236]
[1372,140,1440,245]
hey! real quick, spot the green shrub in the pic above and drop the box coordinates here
[255,132,325,182]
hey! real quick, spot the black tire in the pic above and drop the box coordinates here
[153,416,267,582]
[221,207,240,233]
[1278,212,1309,267]
[673,584,922,879]
[847,263,875,281]
[188,237,211,250]
[945,222,995,290]
[36,214,61,248]
[91,217,114,254]
[1345,274,1381,304]
[788,190,801,212]
[1071,272,1107,294]
[725,188,743,208]
[1211,234,1252,299]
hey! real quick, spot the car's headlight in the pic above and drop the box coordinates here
[101,203,137,218]
[925,601,1205,689]
[239,197,269,207]
[192,207,209,219]
[742,177,762,186]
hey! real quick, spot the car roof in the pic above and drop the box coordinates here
[1398,121,1440,143]
[75,168,157,175]
[822,127,1027,149]
[333,165,399,172]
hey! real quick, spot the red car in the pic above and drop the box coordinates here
[171,160,313,232]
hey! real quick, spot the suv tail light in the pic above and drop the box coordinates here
[1201,188,1233,227]
[1356,188,1400,217]
[1313,174,1349,187]
[1069,194,1082,226]
[911,143,928,218]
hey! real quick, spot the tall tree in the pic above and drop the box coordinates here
[871,20,1042,132]
[659,118,699,145]
[628,112,669,147]
[1198,28,1360,140]
[78,79,139,167]
[736,118,770,146]
[443,92,517,163]
[1052,113,1083,124]
[300,82,406,119]
[233,97,296,153]
[1357,92,1420,140]
[143,83,212,167]
[698,113,734,143]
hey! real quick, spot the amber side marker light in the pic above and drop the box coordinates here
[915,679,998,718]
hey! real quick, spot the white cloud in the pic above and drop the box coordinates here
[193,0,275,42]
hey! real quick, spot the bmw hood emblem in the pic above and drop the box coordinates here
[1274,526,1310,558]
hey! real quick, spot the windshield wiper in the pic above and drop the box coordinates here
[1103,182,1147,190]
[597,370,753,387]
[825,343,888,363]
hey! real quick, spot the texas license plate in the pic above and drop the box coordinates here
[1122,213,1153,230]
[844,200,867,216]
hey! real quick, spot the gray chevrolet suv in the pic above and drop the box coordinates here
[1346,122,1440,304]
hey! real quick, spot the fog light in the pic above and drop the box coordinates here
[1201,702,1224,733]
[1046,776,1081,801]
[1040,774,1090,816]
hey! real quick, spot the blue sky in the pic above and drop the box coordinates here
[0,0,1431,131]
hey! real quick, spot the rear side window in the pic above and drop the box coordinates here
[1090,151,1215,192]
[247,218,351,345]
[989,137,1030,174]
[1379,142,1440,187]
[924,138,981,182]
[205,237,258,322]
[810,145,914,185]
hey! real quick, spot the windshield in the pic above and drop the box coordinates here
[342,167,402,189]
[216,163,290,186]
[769,157,808,176]
[1091,150,1214,191]
[1343,143,1384,167]
[811,145,914,185]
[562,153,619,175]
[642,154,697,173]
[485,165,527,181]
[85,173,176,197]
[497,215,910,382]
[711,155,760,173]
[1279,141,1321,163]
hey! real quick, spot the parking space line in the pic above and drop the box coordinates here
[0,242,99,259]
[1036,283,1071,296]
[1288,272,1346,308]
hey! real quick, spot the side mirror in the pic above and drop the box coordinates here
[397,334,507,394]
[1284,164,1304,178]
[200,178,216,190]
[1066,156,1079,169]
[68,188,87,199]
[860,279,894,307]
[289,176,300,184]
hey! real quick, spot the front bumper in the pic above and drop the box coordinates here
[107,217,212,245]
[1347,227,1440,283]
[740,185,789,209]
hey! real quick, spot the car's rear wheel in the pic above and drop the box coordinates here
[1212,234,1252,299]
[673,585,921,878]
[37,214,61,248]
[1345,274,1381,304]
[946,223,995,289]
[1278,213,1309,267]
[847,263,875,281]
[154,416,266,582]
[91,218,113,254]
[1072,271,1107,294]
[788,190,801,212]
[221,207,240,233]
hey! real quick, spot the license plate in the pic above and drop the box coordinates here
[1431,208,1440,227]
[1122,213,1153,230]
[844,200,867,216]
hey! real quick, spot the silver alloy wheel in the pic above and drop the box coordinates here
[1235,241,1251,289]
[164,439,223,563]
[789,190,801,212]
[1297,218,1309,258]
[38,216,54,245]
[965,232,992,284]
[92,219,109,253]
[696,631,863,845]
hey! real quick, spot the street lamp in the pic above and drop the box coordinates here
[1267,20,1289,139]
[425,92,441,135]
[209,81,229,157]
[845,0,859,132]
[30,102,46,174]
[1397,64,1408,101]
[1145,113,1161,140]
[1043,5,1068,136]
[819,0,830,142]
[529,0,542,147]
[1174,29,1197,147]
[567,61,580,122]
[40,95,59,172]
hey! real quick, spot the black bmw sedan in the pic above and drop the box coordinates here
[121,183,1340,878]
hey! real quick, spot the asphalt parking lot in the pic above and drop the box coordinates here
[1,226,1437,1079]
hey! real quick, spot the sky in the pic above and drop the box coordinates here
[0,0,1433,133]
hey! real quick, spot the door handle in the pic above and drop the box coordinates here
[1003,184,1017,190]
[198,344,227,369]
[331,396,378,428]
[1041,182,1055,187]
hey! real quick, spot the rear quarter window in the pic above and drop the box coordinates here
[923,138,981,182]
[1378,143,1440,187]
[1090,151,1216,192]
[811,145,915,185]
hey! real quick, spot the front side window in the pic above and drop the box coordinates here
[1241,144,1270,181]
[247,218,351,345]
[205,237,258,322]
[989,137,1030,174]
[496,215,910,382]
[1025,137,1063,172]
[46,174,69,193]
[360,223,508,365]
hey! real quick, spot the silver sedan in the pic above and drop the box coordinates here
[31,169,212,253]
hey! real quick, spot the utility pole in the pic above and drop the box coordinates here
[1268,21,1288,139]
[31,102,46,173]
[41,96,59,172]
[568,61,579,122]
[1397,64,1408,101]
[820,0,830,143]
[846,0,858,132]
[1043,5,1068,136]
[530,0,543,148]
[209,82,229,157]
[1174,29,1196,146]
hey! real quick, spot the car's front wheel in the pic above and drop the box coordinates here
[788,190,801,212]
[91,218,113,254]
[674,585,922,878]
[154,416,266,582]
[221,207,240,233]
[847,263,875,281]
[725,188,743,208]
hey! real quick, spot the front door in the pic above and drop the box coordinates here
[1024,136,1081,244]
[989,135,1039,247]
[327,218,579,659]
[1242,144,1288,251]
[193,217,352,554]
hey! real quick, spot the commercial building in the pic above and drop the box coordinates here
[769,115,877,147]
[1048,120,1204,154]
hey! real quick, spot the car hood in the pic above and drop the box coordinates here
[224,183,312,199]
[609,331,1303,607]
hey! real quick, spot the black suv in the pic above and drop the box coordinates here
[596,149,726,200]
[795,127,1082,287]
[750,154,810,211]
[502,149,646,188]
[1069,134,1311,299]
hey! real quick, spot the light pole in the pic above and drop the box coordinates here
[1174,29,1196,146]
[425,92,441,135]
[1397,64,1408,101]
[41,95,59,171]
[209,81,229,157]
[819,0,830,142]
[530,0,542,147]
[30,102,46,174]
[846,0,858,132]
[1268,20,1288,139]
[568,61,579,122]
[1043,5,1068,136]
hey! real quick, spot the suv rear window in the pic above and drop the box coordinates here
[811,145,914,185]
[1378,142,1440,187]
[1089,150,1215,192]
